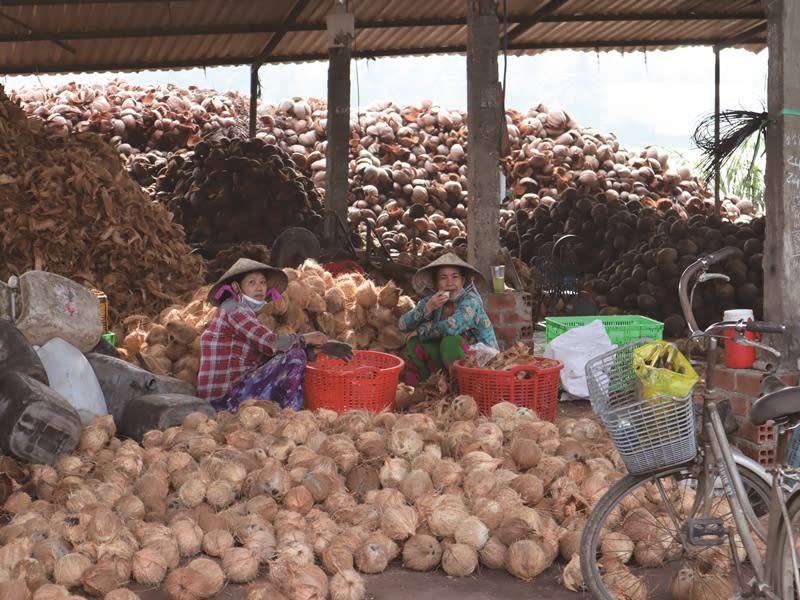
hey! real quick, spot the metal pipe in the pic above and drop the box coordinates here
[714,45,721,216]
[707,406,766,572]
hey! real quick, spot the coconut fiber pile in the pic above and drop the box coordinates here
[0,84,205,322]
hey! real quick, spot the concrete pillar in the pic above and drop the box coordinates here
[322,6,353,248]
[466,0,501,289]
[763,0,800,368]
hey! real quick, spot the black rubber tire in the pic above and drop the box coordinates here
[769,486,800,597]
[580,462,770,600]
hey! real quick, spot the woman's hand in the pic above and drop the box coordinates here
[424,290,450,315]
[302,331,327,348]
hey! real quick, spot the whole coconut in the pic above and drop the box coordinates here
[441,542,478,577]
[402,535,442,571]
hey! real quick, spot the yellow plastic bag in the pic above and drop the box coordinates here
[632,341,698,399]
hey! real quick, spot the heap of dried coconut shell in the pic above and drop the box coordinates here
[153,136,323,250]
[9,79,765,332]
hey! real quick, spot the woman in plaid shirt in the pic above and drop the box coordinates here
[198,258,326,412]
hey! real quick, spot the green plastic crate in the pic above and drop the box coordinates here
[545,315,664,346]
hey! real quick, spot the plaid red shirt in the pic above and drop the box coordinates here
[197,300,300,401]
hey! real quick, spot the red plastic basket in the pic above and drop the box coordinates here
[304,350,404,413]
[453,357,564,421]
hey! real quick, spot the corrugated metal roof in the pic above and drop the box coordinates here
[0,0,766,76]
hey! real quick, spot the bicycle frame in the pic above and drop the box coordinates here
[580,247,800,600]
[679,250,800,599]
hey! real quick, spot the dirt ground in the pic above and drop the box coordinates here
[131,400,597,600]
[132,562,593,600]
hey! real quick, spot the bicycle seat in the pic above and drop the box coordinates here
[749,375,800,425]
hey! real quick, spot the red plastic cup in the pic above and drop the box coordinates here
[723,309,756,369]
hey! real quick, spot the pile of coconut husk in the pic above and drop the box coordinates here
[8,78,250,155]
[0,397,627,598]
[0,84,205,322]
[460,343,560,372]
[146,137,323,251]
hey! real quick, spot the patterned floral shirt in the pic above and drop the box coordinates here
[398,290,499,350]
[197,298,301,401]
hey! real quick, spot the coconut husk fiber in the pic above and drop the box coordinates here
[0,84,205,324]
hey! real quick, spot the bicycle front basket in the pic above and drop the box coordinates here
[585,339,697,475]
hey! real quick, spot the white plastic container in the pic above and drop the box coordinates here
[35,338,108,424]
[723,308,754,322]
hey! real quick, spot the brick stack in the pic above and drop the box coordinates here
[482,291,534,351]
[709,364,799,468]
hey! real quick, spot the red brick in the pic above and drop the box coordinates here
[727,393,753,418]
[734,370,763,397]
[778,372,800,386]
[503,310,530,325]
[517,325,534,341]
[493,326,518,342]
[734,438,777,468]
[736,419,777,445]
[493,324,534,350]
[509,291,533,309]
[483,293,516,310]
[710,366,736,392]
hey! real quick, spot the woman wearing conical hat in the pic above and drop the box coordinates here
[398,253,498,386]
[197,258,327,412]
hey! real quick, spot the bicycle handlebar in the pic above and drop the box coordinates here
[700,320,784,358]
[747,321,786,335]
[703,246,740,266]
[679,248,785,345]
[678,254,720,334]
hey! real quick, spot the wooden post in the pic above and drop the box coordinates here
[466,0,501,289]
[764,0,800,367]
[249,63,260,139]
[322,3,353,249]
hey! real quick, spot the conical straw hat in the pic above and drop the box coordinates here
[207,258,288,305]
[411,252,484,295]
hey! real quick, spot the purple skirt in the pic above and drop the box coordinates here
[211,347,307,412]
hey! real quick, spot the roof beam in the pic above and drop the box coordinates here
[253,0,310,62]
[0,24,319,44]
[505,0,567,44]
[0,0,173,4]
[0,9,75,52]
[0,32,767,76]
[713,22,768,48]
[0,10,766,44]
[534,10,764,24]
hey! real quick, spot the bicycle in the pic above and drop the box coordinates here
[579,246,800,599]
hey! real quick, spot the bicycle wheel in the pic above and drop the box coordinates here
[770,486,800,597]
[580,461,770,600]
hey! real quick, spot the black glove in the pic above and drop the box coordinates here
[320,341,354,362]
